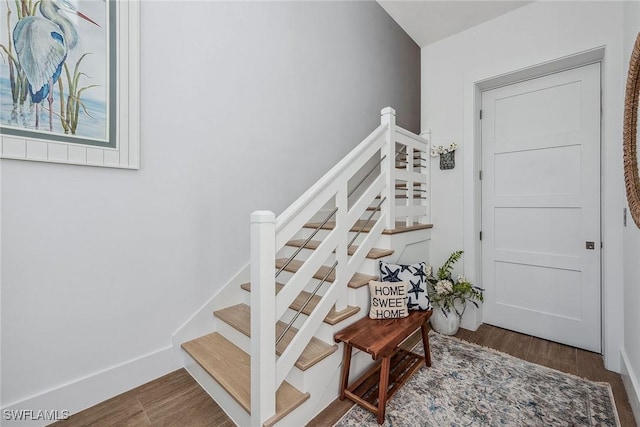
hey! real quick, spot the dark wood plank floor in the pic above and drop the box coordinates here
[49,368,234,427]
[52,324,638,427]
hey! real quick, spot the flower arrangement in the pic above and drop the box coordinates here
[430,142,457,158]
[427,250,484,318]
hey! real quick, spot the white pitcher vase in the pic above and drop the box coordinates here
[430,306,461,335]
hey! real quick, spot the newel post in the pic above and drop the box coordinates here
[250,211,276,427]
[381,107,397,229]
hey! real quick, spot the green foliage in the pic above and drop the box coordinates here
[427,250,484,318]
[436,250,463,281]
[57,54,98,134]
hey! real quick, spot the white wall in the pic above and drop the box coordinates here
[422,1,625,371]
[622,0,640,420]
[0,0,420,417]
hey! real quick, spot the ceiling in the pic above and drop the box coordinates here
[377,1,534,47]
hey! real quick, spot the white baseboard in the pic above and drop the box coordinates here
[621,348,640,425]
[1,346,180,427]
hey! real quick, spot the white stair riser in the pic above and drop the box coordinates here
[239,284,333,315]
[239,287,332,322]
[280,349,342,392]
[275,270,333,297]
[279,308,336,343]
[349,286,371,310]
[278,246,389,276]
[294,228,369,246]
[240,279,372,318]
[213,318,311,391]
[213,320,253,357]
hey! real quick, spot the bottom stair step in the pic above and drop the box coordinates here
[214,303,338,371]
[182,332,310,426]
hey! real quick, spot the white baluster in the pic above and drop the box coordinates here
[381,107,396,229]
[334,188,348,312]
[250,211,276,427]
[406,144,414,226]
[421,130,432,224]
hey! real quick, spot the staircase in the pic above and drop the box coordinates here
[177,108,432,426]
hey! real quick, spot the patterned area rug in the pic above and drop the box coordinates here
[334,333,620,427]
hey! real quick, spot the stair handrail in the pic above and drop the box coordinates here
[250,107,430,426]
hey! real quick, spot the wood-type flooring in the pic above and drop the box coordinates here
[51,324,637,427]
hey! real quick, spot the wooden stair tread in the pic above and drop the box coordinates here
[395,157,425,162]
[275,258,376,289]
[376,194,426,199]
[240,283,361,325]
[395,183,424,189]
[383,222,434,234]
[286,239,394,259]
[395,162,425,167]
[395,153,425,160]
[181,332,309,423]
[214,304,338,370]
[304,220,433,234]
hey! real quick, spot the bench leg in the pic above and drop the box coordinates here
[339,344,353,400]
[421,322,432,367]
[377,356,391,424]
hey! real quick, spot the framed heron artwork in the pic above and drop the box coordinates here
[0,0,139,169]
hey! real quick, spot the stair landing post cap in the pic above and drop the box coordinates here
[381,107,396,116]
[251,210,276,223]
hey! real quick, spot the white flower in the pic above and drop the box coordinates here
[426,265,432,277]
[456,274,466,283]
[431,142,458,156]
[435,279,453,295]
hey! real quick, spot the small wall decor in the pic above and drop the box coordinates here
[431,142,457,170]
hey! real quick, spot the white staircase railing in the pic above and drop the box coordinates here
[250,107,430,426]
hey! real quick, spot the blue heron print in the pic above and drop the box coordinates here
[12,0,99,131]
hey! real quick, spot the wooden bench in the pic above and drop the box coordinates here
[334,310,432,424]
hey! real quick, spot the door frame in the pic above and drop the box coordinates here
[461,46,622,371]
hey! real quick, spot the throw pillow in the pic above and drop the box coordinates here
[369,280,409,319]
[379,261,432,311]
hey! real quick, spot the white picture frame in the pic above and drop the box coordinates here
[0,1,140,170]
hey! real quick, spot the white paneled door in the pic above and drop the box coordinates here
[481,63,601,352]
